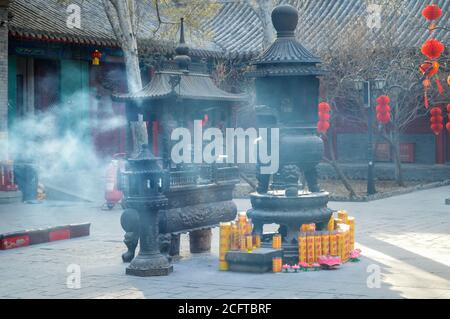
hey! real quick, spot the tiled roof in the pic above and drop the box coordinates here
[8,0,450,58]
[8,0,223,56]
[114,70,247,102]
[208,0,450,55]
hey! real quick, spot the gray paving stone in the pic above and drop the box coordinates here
[1,186,450,299]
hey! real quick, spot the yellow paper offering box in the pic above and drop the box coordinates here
[272,234,282,249]
[298,234,307,264]
[306,233,315,264]
[314,232,322,262]
[272,257,282,273]
[330,231,338,256]
[347,217,355,251]
[338,210,349,224]
[327,216,335,231]
[321,231,330,256]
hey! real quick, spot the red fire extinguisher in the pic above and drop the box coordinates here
[103,153,126,210]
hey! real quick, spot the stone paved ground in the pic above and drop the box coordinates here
[0,186,449,299]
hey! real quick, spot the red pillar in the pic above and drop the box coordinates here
[436,133,445,164]
[152,121,159,156]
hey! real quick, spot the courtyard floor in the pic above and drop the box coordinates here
[0,186,449,299]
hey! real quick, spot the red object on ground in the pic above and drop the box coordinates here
[1,235,30,250]
[104,154,125,209]
[69,223,91,238]
[421,39,445,60]
[0,162,19,192]
[422,4,442,21]
[1,223,90,251]
[49,229,71,242]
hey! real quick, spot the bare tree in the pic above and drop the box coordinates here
[100,0,219,155]
[320,6,449,187]
[245,0,276,49]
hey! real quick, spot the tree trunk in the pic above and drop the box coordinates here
[102,0,148,156]
[324,133,357,198]
[251,0,275,49]
[391,130,405,187]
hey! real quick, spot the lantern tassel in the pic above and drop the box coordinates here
[424,92,429,109]
[435,77,443,95]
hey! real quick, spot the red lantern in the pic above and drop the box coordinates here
[317,121,330,133]
[375,95,391,124]
[376,95,390,105]
[446,122,450,133]
[430,107,442,116]
[447,104,450,113]
[92,50,102,65]
[376,104,391,114]
[430,107,443,135]
[419,61,439,78]
[430,115,443,124]
[317,102,331,133]
[201,114,209,126]
[318,102,331,113]
[447,75,450,86]
[422,4,442,21]
[318,112,330,121]
[431,123,443,135]
[421,39,445,60]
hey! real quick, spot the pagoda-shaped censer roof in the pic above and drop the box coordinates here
[115,19,247,103]
[248,5,326,78]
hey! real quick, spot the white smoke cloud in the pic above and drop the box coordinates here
[8,90,127,202]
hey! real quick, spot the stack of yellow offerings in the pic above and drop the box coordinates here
[272,257,282,272]
[327,216,335,231]
[272,234,282,249]
[231,223,239,250]
[321,231,330,255]
[306,232,315,264]
[314,232,322,261]
[338,210,349,224]
[219,222,231,270]
[336,223,350,262]
[254,235,261,248]
[237,212,251,251]
[336,232,344,262]
[347,217,355,251]
[220,212,257,257]
[246,236,253,253]
[301,224,316,233]
[329,231,338,256]
[298,234,307,263]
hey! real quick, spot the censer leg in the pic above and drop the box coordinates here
[189,229,212,254]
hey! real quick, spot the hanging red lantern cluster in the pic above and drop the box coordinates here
[375,95,391,124]
[430,107,443,135]
[92,50,102,66]
[447,104,450,133]
[419,4,446,109]
[317,102,331,134]
[421,39,445,60]
[422,4,442,21]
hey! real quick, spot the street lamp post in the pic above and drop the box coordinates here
[354,77,386,196]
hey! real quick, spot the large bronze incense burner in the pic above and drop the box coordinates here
[246,4,332,264]
[115,19,245,276]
